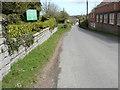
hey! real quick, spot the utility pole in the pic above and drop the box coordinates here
[63,8,65,23]
[86,0,88,27]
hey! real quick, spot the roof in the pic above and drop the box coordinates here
[96,2,111,8]
[95,0,120,9]
[89,1,110,14]
[90,8,95,14]
[90,0,118,13]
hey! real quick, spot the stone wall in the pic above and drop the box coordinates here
[0,27,58,80]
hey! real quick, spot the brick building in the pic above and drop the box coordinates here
[89,1,120,34]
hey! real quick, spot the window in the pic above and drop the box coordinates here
[93,23,95,28]
[91,22,93,27]
[90,22,95,28]
[96,15,99,22]
[90,14,92,18]
[93,13,94,18]
[100,15,103,23]
[117,13,120,26]
[109,13,114,24]
[104,14,107,24]
[114,4,116,10]
[90,13,94,18]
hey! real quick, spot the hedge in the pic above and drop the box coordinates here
[6,17,57,54]
[8,18,57,38]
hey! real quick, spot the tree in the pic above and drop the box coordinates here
[56,10,69,23]
[2,2,41,22]
[41,1,69,23]
[41,1,60,17]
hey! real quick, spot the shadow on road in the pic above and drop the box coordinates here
[77,26,118,44]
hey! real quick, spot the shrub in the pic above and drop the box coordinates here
[62,24,68,29]
[7,23,33,38]
[7,14,22,24]
[5,17,57,55]
[2,14,8,38]
[41,15,49,22]
[22,33,34,47]
[6,23,36,54]
[35,17,56,29]
[48,18,57,29]
[79,19,88,29]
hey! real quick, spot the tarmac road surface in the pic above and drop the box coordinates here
[57,24,118,88]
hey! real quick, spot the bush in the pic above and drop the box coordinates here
[5,17,57,55]
[8,23,33,38]
[22,33,34,47]
[7,17,57,39]
[79,19,88,29]
[2,14,8,38]
[41,15,49,22]
[7,14,22,24]
[35,17,56,29]
[6,23,36,54]
[62,24,68,29]
[48,18,57,29]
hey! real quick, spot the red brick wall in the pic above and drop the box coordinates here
[89,13,95,22]
[95,2,120,14]
[114,13,117,25]
[89,2,120,35]
[116,2,120,11]
[95,22,119,34]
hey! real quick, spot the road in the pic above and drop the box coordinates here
[57,24,118,88]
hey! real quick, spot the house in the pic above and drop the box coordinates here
[89,1,120,34]
[89,8,95,28]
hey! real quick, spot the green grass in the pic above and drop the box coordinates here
[0,81,2,90]
[2,24,72,88]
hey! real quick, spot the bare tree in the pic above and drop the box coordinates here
[41,0,60,17]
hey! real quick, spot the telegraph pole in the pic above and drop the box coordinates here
[63,8,65,23]
[86,0,88,27]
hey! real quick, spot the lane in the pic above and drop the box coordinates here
[57,24,118,88]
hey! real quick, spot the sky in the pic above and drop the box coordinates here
[52,1,101,16]
[41,0,102,16]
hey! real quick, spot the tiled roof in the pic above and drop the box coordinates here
[95,0,120,9]
[90,0,120,14]
[90,8,95,13]
[96,2,111,8]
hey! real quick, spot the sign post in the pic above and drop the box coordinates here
[26,9,37,21]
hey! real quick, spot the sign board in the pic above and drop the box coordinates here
[26,9,37,21]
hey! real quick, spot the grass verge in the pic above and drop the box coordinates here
[2,24,72,88]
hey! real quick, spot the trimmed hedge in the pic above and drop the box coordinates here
[7,14,22,24]
[6,17,57,54]
[41,15,49,22]
[8,23,33,38]
[34,18,56,29]
[8,18,57,38]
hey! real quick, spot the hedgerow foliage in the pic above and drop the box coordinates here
[2,2,41,22]
[3,17,57,55]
